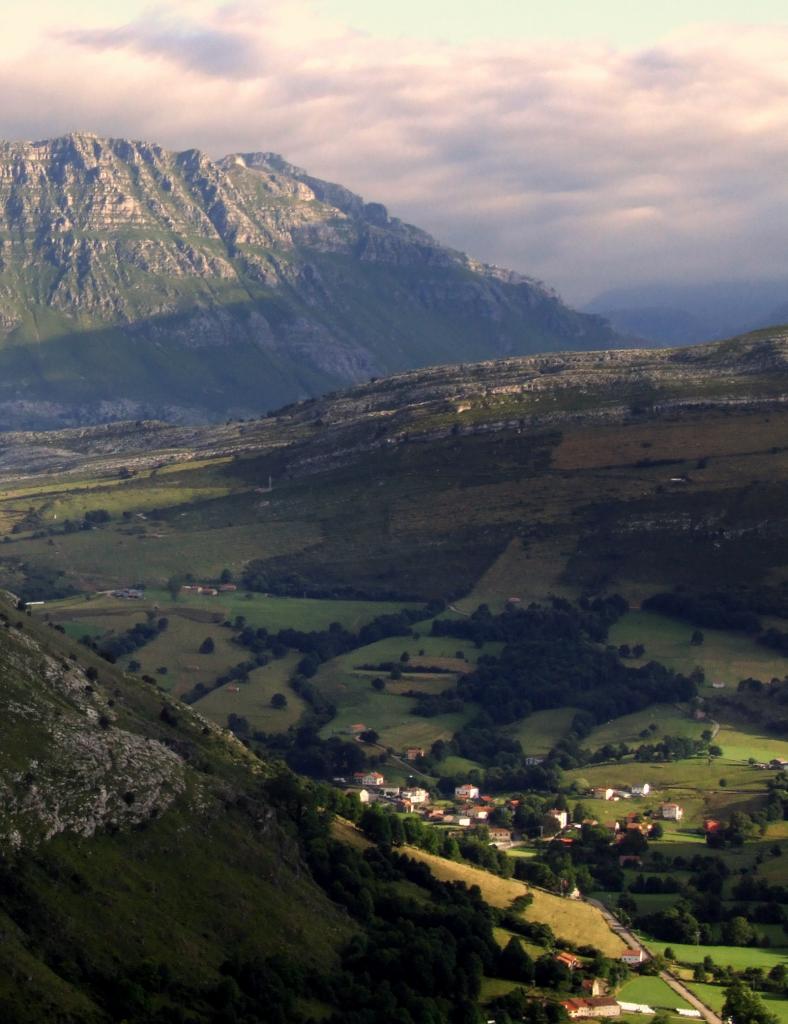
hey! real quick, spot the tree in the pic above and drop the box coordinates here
[691,629,705,646]
[219,568,234,583]
[371,677,385,691]
[497,936,535,983]
[270,693,288,709]
[199,637,215,654]
[722,979,779,1024]
[722,916,755,946]
[166,574,185,601]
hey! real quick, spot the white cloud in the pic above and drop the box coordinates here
[2,1,788,301]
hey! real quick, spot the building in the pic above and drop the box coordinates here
[582,979,607,997]
[703,818,722,834]
[456,816,471,827]
[404,747,425,761]
[353,771,384,788]
[345,788,370,804]
[547,808,569,830]
[218,583,237,592]
[554,951,581,971]
[630,784,650,797]
[401,788,429,805]
[524,755,544,766]
[620,948,646,965]
[472,809,489,821]
[661,803,684,821]
[455,784,480,801]
[593,788,615,801]
[488,827,512,846]
[349,723,367,735]
[561,998,621,1019]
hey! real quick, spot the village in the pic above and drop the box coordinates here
[338,764,705,855]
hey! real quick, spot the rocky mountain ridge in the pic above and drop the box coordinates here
[0,132,617,428]
[0,326,785,484]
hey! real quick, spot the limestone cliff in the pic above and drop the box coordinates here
[0,133,617,427]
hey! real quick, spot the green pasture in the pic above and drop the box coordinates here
[194,652,305,734]
[609,611,788,686]
[648,942,788,973]
[17,518,321,590]
[585,704,705,750]
[688,983,788,1024]
[714,719,788,764]
[505,707,578,757]
[617,976,691,1010]
[118,616,242,697]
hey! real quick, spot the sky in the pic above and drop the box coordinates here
[2,0,788,303]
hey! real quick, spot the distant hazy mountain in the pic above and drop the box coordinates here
[0,133,617,429]
[585,279,788,346]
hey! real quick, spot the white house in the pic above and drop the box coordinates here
[360,771,385,788]
[547,808,569,829]
[592,788,615,801]
[401,788,429,805]
[620,948,646,965]
[661,803,684,821]
[455,784,480,801]
[456,816,471,827]
[630,784,650,797]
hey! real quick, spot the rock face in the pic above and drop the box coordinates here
[0,133,617,427]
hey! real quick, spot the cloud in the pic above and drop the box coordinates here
[2,2,788,301]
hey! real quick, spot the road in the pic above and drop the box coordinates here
[585,898,723,1024]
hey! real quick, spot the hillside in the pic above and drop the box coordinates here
[0,133,616,429]
[0,599,358,1022]
[0,326,787,602]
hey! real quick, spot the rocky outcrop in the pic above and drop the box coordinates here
[0,133,618,428]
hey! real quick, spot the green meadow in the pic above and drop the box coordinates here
[608,610,788,686]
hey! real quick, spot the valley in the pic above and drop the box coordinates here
[0,332,786,1022]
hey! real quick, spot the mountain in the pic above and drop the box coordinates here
[2,326,788,604]
[585,279,788,346]
[0,133,617,429]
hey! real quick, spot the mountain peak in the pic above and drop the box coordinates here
[0,132,618,429]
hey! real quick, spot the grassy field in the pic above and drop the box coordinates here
[313,629,493,751]
[617,977,691,1010]
[401,847,625,956]
[646,942,788,972]
[608,611,788,686]
[688,983,788,1024]
[43,589,417,634]
[505,708,578,757]
[584,704,706,750]
[118,616,242,697]
[193,652,305,733]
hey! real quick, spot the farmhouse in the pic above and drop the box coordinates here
[630,783,650,797]
[547,808,569,829]
[582,979,607,997]
[561,998,621,1019]
[352,771,385,788]
[661,802,684,820]
[401,788,429,805]
[524,756,544,766]
[455,784,480,800]
[344,788,370,804]
[593,788,615,801]
[404,747,425,761]
[620,948,646,965]
[487,827,512,846]
[554,951,581,971]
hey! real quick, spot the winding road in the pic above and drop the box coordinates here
[585,898,723,1024]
